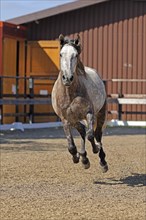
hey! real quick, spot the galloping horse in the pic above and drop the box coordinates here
[51,34,108,172]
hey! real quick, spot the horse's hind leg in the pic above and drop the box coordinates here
[95,103,108,173]
[63,120,80,164]
[86,112,100,154]
[74,122,90,169]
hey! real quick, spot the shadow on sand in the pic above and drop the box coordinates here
[94,173,146,187]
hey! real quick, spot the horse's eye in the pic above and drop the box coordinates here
[60,54,62,57]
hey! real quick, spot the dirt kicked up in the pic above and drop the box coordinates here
[0,127,146,220]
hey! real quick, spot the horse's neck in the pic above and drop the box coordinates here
[66,76,79,96]
[76,58,85,75]
[59,72,80,101]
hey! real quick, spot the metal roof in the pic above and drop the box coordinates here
[7,0,109,25]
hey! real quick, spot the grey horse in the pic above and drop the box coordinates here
[51,34,108,172]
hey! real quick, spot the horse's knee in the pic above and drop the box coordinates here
[86,129,94,141]
[92,142,101,154]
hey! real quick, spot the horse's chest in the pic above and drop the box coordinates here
[64,96,91,123]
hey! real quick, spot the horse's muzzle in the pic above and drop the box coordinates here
[62,74,74,86]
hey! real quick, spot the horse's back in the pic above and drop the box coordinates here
[81,66,106,113]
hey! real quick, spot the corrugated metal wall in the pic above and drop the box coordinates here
[25,0,146,120]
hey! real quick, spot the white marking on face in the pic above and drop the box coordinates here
[60,45,78,80]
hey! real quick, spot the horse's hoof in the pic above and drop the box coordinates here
[82,158,90,169]
[92,145,100,154]
[83,161,90,169]
[100,163,108,173]
[72,153,80,164]
[102,164,108,173]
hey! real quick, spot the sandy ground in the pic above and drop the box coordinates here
[0,126,146,220]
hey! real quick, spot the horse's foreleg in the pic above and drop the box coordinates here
[74,122,90,169]
[63,120,80,164]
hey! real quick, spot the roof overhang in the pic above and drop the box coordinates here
[7,0,109,25]
[0,21,27,39]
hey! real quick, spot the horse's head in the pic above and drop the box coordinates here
[59,34,81,86]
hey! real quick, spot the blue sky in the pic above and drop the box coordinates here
[1,0,75,21]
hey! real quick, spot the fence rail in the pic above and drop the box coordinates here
[103,79,146,120]
[0,75,57,124]
[0,76,146,124]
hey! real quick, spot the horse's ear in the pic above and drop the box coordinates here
[74,34,82,54]
[59,34,65,46]
[74,34,80,45]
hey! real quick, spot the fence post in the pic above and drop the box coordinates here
[15,76,19,122]
[118,81,123,120]
[0,77,3,124]
[29,77,34,123]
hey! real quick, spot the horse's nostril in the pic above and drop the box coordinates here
[70,76,74,82]
[62,75,66,80]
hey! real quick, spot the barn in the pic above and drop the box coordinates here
[1,0,146,124]
[0,22,60,124]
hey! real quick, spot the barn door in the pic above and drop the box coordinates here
[26,40,60,122]
[2,38,26,124]
[2,38,17,123]
[26,41,60,76]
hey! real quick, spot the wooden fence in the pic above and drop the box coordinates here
[0,75,57,124]
[105,79,146,120]
[0,76,146,124]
